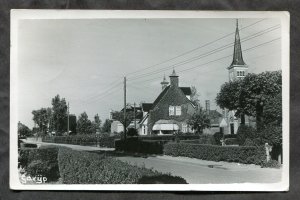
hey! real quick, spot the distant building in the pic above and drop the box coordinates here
[138,70,196,135]
[224,19,255,135]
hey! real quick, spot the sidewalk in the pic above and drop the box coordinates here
[21,139,115,151]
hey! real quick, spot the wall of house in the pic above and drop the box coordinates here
[148,85,195,134]
[110,120,124,133]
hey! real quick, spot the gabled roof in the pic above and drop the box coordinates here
[180,87,192,95]
[151,85,171,110]
[141,103,153,112]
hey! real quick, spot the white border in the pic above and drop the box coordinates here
[10,10,290,191]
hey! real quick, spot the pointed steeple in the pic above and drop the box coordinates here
[228,19,246,69]
[160,74,169,90]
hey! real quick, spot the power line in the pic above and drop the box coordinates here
[125,19,266,77]
[127,24,280,81]
[129,37,281,84]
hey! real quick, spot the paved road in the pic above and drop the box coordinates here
[21,139,115,151]
[117,155,282,184]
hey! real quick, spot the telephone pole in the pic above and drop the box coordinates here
[134,102,136,130]
[123,77,127,140]
[67,102,69,135]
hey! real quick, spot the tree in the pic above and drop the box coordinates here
[18,122,32,138]
[102,119,112,133]
[112,110,135,129]
[77,112,94,134]
[187,107,210,134]
[216,71,282,130]
[93,114,102,133]
[190,86,200,107]
[51,95,68,134]
[32,107,52,135]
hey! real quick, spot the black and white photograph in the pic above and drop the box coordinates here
[10,10,289,191]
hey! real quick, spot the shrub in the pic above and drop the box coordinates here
[137,174,187,184]
[42,134,116,148]
[224,138,239,146]
[261,160,281,169]
[199,134,216,145]
[58,147,186,184]
[236,125,257,146]
[258,125,282,146]
[127,128,139,137]
[18,146,60,181]
[115,138,165,154]
[139,135,199,141]
[213,132,223,145]
[243,138,255,146]
[21,143,38,148]
[164,143,266,165]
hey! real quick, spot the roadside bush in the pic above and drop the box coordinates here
[58,147,187,184]
[213,132,223,145]
[236,125,257,146]
[139,135,199,141]
[199,134,216,145]
[21,143,38,148]
[261,160,281,169]
[127,128,139,137]
[181,139,199,144]
[115,138,165,154]
[224,134,237,139]
[224,138,239,146]
[137,174,187,184]
[258,125,282,146]
[243,138,256,146]
[42,134,116,148]
[164,143,266,165]
[18,146,60,181]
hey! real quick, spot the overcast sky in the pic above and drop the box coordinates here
[17,18,281,128]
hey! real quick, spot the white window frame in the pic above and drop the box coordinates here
[169,106,175,116]
[175,106,182,116]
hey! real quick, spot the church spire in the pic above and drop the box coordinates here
[228,19,246,69]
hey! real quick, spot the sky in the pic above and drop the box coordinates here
[17,18,281,128]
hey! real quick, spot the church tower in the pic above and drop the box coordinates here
[228,19,248,81]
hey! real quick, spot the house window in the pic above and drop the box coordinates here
[169,106,175,116]
[182,123,188,133]
[175,106,182,116]
[237,71,245,77]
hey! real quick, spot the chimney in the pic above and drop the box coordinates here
[160,75,169,91]
[205,100,210,115]
[169,69,179,87]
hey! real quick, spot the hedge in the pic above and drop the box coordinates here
[42,134,116,148]
[164,143,266,165]
[138,135,199,141]
[58,147,187,184]
[115,138,166,154]
[18,146,60,181]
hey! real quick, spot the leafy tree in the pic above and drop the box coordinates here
[187,107,210,134]
[18,122,32,138]
[51,95,68,133]
[190,86,200,107]
[216,71,282,130]
[102,119,112,133]
[32,107,52,135]
[112,111,135,129]
[77,112,94,134]
[93,114,102,133]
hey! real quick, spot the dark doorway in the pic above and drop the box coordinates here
[230,123,234,135]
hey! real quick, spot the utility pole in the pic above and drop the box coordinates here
[67,102,69,135]
[134,102,136,130]
[123,77,127,140]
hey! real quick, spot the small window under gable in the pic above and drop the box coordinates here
[175,106,181,116]
[169,106,175,116]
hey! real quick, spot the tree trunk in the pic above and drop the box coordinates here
[240,113,245,125]
[256,103,264,131]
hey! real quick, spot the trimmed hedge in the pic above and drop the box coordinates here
[137,175,187,184]
[115,138,166,154]
[43,134,116,148]
[139,135,199,141]
[224,138,239,146]
[58,147,187,184]
[18,146,60,181]
[164,143,266,165]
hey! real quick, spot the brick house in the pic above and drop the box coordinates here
[139,70,196,135]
